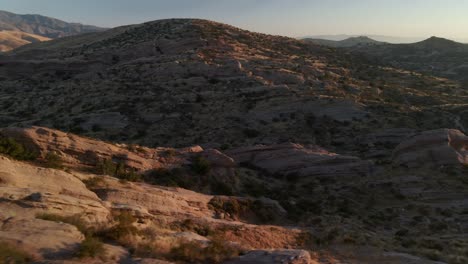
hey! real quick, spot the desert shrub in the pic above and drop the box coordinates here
[0,136,38,161]
[95,159,117,175]
[174,219,214,237]
[43,152,64,169]
[77,236,106,259]
[95,160,141,182]
[208,197,275,223]
[191,156,211,175]
[170,237,241,263]
[102,211,138,243]
[243,181,269,198]
[0,242,33,264]
[83,176,105,189]
[145,168,194,189]
[210,181,233,196]
[243,128,260,138]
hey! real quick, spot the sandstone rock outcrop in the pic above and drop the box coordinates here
[0,126,164,171]
[227,143,372,178]
[0,155,110,223]
[392,129,468,167]
[93,176,214,219]
[0,218,84,260]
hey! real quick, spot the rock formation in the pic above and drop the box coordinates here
[393,129,468,167]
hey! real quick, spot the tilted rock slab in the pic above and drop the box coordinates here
[0,218,84,260]
[0,126,235,172]
[392,129,468,168]
[227,143,372,178]
[0,155,110,223]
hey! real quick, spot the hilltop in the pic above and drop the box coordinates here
[304,36,385,48]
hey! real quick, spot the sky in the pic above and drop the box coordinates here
[1,0,468,42]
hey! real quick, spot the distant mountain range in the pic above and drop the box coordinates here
[0,10,105,51]
[304,36,386,48]
[301,34,468,44]
[303,35,468,84]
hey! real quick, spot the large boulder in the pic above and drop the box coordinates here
[0,218,84,260]
[226,143,372,178]
[392,129,468,168]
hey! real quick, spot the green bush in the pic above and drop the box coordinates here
[174,219,214,237]
[145,168,194,189]
[191,156,211,175]
[0,242,33,264]
[83,176,105,189]
[95,160,141,182]
[43,152,64,169]
[170,237,241,263]
[0,136,38,161]
[102,211,138,242]
[77,236,106,259]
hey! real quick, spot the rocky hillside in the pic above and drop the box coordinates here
[1,126,467,263]
[0,19,467,155]
[0,30,50,52]
[349,37,468,85]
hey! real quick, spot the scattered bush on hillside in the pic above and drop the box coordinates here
[83,176,106,189]
[169,236,242,263]
[0,136,38,161]
[0,242,34,264]
[77,236,106,259]
[172,219,214,237]
[145,168,195,189]
[95,159,141,182]
[191,156,211,175]
[101,211,138,244]
[208,197,276,223]
[43,152,64,169]
[243,128,260,138]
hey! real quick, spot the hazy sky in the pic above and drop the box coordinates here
[1,0,467,41]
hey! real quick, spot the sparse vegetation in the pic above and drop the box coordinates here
[0,136,38,161]
[0,242,33,264]
[169,237,242,263]
[95,159,141,182]
[191,156,211,175]
[77,236,106,259]
[43,152,64,169]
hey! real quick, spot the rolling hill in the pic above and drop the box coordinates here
[304,36,385,48]
[347,36,468,85]
[0,10,105,51]
[0,30,50,52]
